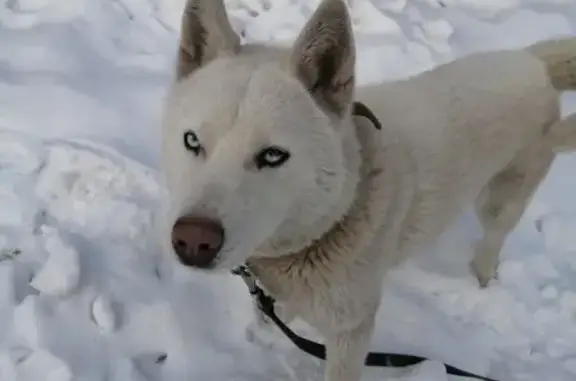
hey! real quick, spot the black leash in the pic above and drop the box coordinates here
[232,265,499,381]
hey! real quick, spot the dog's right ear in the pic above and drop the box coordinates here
[177,0,241,80]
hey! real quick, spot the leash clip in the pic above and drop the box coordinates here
[231,265,276,314]
[231,265,259,295]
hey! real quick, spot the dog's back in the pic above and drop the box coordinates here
[359,49,558,249]
[355,39,576,286]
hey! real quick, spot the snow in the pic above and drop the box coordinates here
[91,295,117,333]
[1,0,576,380]
[29,230,81,297]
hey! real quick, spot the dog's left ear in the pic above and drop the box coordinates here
[289,0,355,117]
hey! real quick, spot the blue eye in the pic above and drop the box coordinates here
[254,146,290,169]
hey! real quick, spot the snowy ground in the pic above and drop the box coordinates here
[2,0,576,380]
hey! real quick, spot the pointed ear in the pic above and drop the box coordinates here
[289,0,356,117]
[177,0,241,80]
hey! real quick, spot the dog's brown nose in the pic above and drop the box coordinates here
[171,216,225,268]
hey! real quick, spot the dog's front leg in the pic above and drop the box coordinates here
[324,314,375,381]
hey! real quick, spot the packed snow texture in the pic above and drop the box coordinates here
[1,0,576,380]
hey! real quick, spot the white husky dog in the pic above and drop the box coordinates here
[161,0,576,379]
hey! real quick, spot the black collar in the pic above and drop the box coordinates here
[352,101,382,130]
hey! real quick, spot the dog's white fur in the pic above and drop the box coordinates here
[161,0,576,380]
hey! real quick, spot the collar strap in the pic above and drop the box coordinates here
[352,101,382,130]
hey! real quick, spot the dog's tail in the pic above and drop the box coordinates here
[527,37,576,91]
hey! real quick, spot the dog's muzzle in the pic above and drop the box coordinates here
[171,215,225,268]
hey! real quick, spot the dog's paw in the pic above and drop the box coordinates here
[470,259,498,288]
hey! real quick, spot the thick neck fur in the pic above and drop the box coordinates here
[247,114,397,298]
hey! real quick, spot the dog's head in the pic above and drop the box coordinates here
[161,0,361,271]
